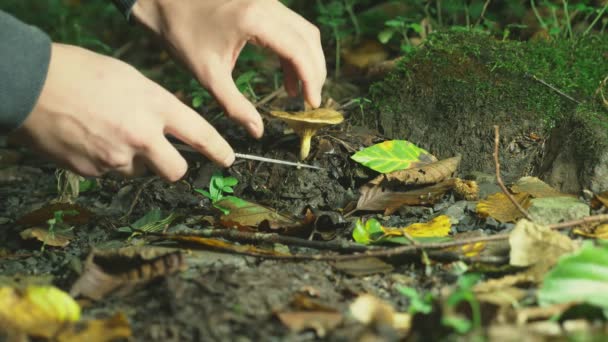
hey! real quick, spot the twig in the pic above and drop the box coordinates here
[493,126,533,221]
[120,177,158,222]
[254,86,286,108]
[547,214,608,230]
[475,0,492,27]
[527,73,581,104]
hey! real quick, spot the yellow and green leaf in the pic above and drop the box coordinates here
[351,140,436,174]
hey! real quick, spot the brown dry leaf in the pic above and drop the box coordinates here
[509,219,578,268]
[276,311,342,337]
[511,176,570,198]
[475,286,527,307]
[454,178,479,201]
[70,247,187,301]
[476,192,532,223]
[290,293,338,312]
[333,257,394,277]
[369,155,461,187]
[573,224,608,239]
[56,313,132,342]
[17,203,93,226]
[591,191,608,209]
[342,40,389,69]
[515,303,576,325]
[20,227,72,247]
[216,196,312,233]
[357,178,456,215]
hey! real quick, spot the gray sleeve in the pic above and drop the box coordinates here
[0,10,51,133]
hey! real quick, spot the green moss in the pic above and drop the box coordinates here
[367,30,608,181]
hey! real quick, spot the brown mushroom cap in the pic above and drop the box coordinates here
[269,108,344,160]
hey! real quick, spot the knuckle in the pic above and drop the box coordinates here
[235,0,264,30]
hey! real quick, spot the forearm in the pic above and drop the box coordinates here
[0,10,51,133]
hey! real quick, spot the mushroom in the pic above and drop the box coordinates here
[269,108,344,160]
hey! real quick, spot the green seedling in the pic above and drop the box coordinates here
[195,171,239,214]
[398,286,435,315]
[235,70,260,101]
[351,97,371,123]
[317,0,351,78]
[42,210,78,251]
[378,16,423,53]
[189,79,213,109]
[442,273,482,334]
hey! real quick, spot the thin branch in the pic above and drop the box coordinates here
[527,73,581,104]
[493,126,533,221]
[547,214,608,230]
[120,177,158,222]
[475,0,491,27]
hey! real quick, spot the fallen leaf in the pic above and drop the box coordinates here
[369,155,461,186]
[475,286,526,307]
[509,219,578,268]
[333,257,394,276]
[70,247,187,301]
[349,294,411,334]
[216,196,311,233]
[341,40,389,69]
[399,215,451,238]
[353,217,452,245]
[453,178,479,201]
[539,242,608,309]
[476,192,531,223]
[0,286,80,338]
[20,227,73,247]
[351,140,436,174]
[573,224,608,239]
[591,191,608,209]
[511,176,569,198]
[357,178,456,215]
[460,242,487,258]
[55,312,132,342]
[116,209,177,234]
[17,203,92,226]
[276,311,342,337]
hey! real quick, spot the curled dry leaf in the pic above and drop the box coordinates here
[216,196,313,234]
[357,179,456,215]
[333,257,394,276]
[510,177,569,198]
[70,247,187,301]
[591,191,608,209]
[349,294,411,335]
[55,312,132,342]
[453,178,479,201]
[276,311,342,337]
[168,235,292,257]
[369,155,461,187]
[573,224,608,239]
[476,192,532,223]
[509,219,578,268]
[16,202,92,226]
[20,227,72,247]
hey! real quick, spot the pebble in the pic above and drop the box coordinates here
[528,196,590,225]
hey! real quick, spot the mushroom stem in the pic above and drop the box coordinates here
[299,129,315,160]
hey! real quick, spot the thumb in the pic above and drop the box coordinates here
[204,69,264,139]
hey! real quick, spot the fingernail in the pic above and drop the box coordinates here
[222,153,236,167]
[248,120,263,139]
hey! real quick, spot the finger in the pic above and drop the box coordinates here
[140,136,188,182]
[205,69,264,138]
[281,58,299,97]
[162,97,236,167]
[115,155,148,178]
[250,13,324,108]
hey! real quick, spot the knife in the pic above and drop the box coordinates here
[172,143,324,170]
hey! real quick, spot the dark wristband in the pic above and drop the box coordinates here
[112,0,138,21]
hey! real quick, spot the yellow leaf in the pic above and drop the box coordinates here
[476,192,531,223]
[461,242,486,257]
[56,313,132,342]
[403,215,451,238]
[0,286,80,338]
[511,177,568,198]
[573,224,608,239]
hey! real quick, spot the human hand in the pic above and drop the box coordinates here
[132,0,327,138]
[11,43,234,181]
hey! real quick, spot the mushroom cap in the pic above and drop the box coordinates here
[269,108,344,127]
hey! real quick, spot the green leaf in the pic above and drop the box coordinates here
[131,209,163,229]
[442,316,472,334]
[352,219,383,244]
[539,243,608,309]
[194,188,212,199]
[378,29,395,44]
[351,140,435,173]
[223,176,238,187]
[78,179,97,193]
[192,96,203,108]
[398,286,434,314]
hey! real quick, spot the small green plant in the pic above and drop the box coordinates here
[398,286,435,315]
[235,70,261,101]
[189,79,213,109]
[351,97,372,123]
[42,210,78,251]
[317,0,351,78]
[378,16,423,53]
[442,273,482,334]
[195,171,238,214]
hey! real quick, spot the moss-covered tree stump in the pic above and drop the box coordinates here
[368,31,608,193]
